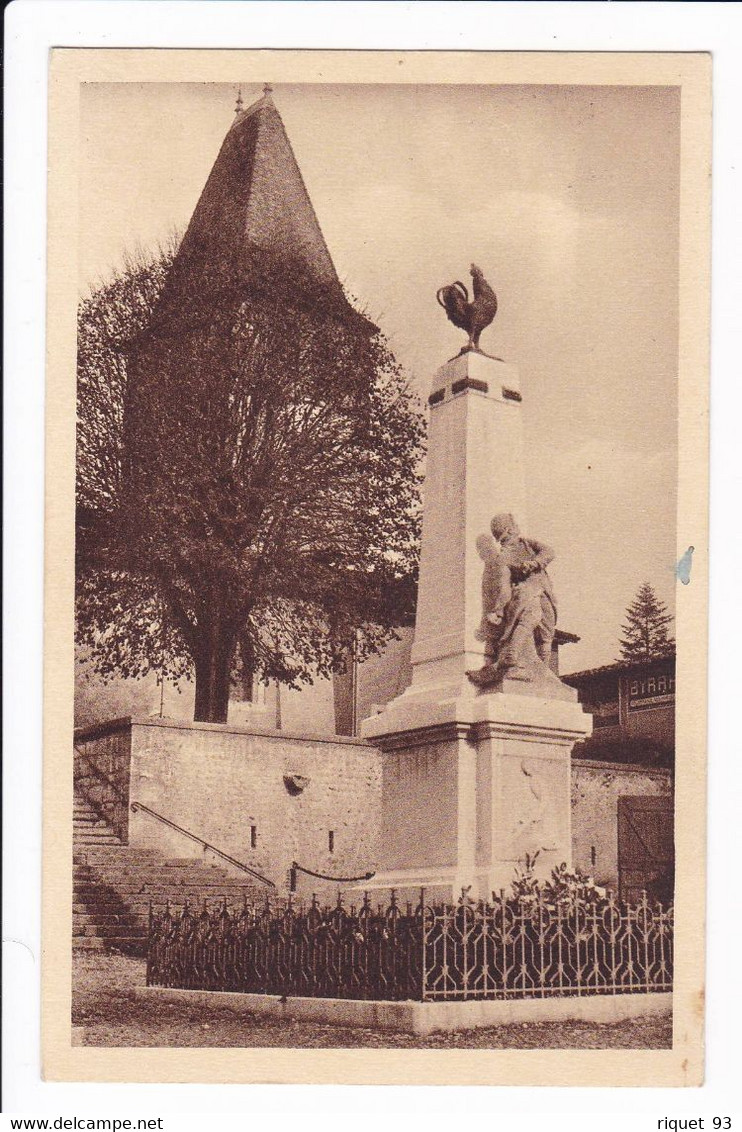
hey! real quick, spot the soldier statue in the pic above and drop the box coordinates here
[468,513,562,689]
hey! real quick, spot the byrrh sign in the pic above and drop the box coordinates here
[623,662,676,713]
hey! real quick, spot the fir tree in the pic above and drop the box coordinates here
[618,583,675,662]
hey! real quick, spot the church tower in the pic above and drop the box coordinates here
[119,87,374,726]
[137,86,360,343]
[164,86,345,308]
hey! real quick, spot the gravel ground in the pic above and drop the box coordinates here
[72,952,672,1050]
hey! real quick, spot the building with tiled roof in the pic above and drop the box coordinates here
[563,653,676,767]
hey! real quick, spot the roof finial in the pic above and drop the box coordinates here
[234,86,244,116]
[263,82,273,97]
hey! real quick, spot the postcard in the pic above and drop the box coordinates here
[42,47,710,1086]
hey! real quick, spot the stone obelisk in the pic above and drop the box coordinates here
[410,350,527,696]
[361,269,592,902]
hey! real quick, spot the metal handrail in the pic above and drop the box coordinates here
[130,801,275,887]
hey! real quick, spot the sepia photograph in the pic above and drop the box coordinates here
[40,47,710,1087]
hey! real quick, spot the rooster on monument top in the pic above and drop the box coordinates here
[436,263,498,355]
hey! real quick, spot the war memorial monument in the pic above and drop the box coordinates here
[69,85,674,1041]
[361,264,592,903]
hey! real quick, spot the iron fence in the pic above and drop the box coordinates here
[423,892,673,999]
[147,889,672,1002]
[147,892,423,1000]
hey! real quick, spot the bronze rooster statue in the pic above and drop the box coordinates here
[437,263,498,354]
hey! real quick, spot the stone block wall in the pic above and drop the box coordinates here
[75,655,336,738]
[75,717,382,900]
[570,757,672,892]
[74,720,672,903]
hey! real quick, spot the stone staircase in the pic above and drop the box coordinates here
[74,794,121,846]
[73,791,268,955]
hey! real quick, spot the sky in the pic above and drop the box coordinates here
[78,81,680,673]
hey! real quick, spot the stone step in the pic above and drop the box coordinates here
[73,826,118,836]
[74,895,246,910]
[73,849,158,864]
[74,900,258,922]
[74,901,142,914]
[73,828,120,837]
[77,858,256,872]
[74,904,152,920]
[73,839,122,848]
[74,896,252,913]
[73,901,150,915]
[69,815,270,954]
[73,935,145,952]
[74,880,144,894]
[74,865,247,880]
[73,876,258,891]
[73,859,231,872]
[73,882,258,901]
[73,864,243,882]
[160,857,228,867]
[74,843,122,850]
[72,922,146,938]
[75,921,148,939]
[72,936,108,950]
[76,875,243,890]
[71,791,120,844]
[73,866,231,881]
[73,912,142,929]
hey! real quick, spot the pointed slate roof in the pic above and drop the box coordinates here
[155,90,349,322]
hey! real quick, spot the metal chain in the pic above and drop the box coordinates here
[291,860,375,884]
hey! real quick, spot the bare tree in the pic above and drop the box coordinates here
[76,242,425,723]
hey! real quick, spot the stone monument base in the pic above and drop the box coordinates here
[137,984,672,1037]
[359,690,592,904]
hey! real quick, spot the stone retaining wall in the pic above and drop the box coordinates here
[74,717,382,898]
[74,720,671,899]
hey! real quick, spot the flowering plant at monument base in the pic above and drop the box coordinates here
[146,878,673,1004]
[510,855,609,906]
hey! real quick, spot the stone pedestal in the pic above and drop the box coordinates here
[358,349,592,903]
[361,692,590,903]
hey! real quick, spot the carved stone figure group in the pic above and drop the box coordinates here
[468,513,563,690]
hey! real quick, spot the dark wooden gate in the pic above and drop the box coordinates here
[617,795,674,904]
